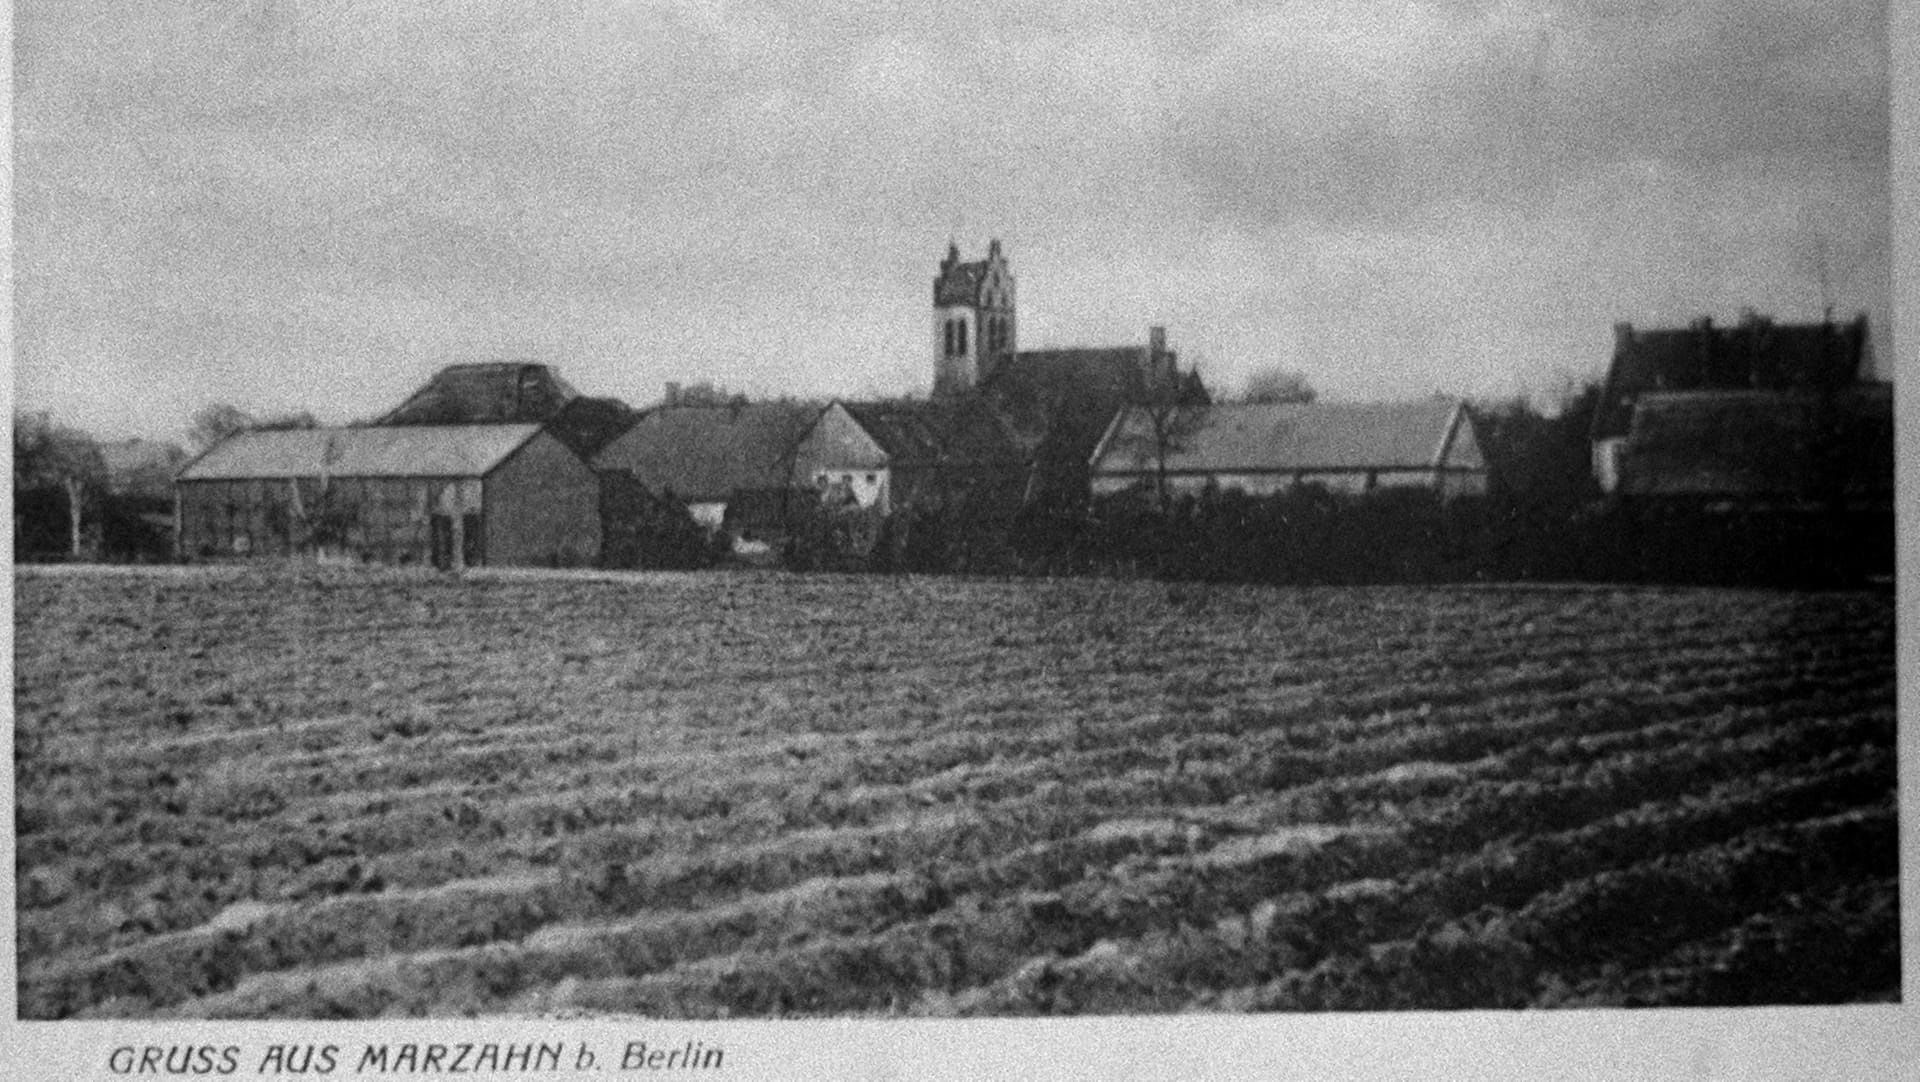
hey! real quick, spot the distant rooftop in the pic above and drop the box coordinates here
[378,363,581,426]
[1093,399,1483,476]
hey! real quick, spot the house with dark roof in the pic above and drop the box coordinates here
[176,424,602,567]
[591,402,823,534]
[1089,399,1488,501]
[1590,311,1871,492]
[791,398,1030,516]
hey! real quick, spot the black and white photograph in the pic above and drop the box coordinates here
[8,0,1913,1077]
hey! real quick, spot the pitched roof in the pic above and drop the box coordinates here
[1617,385,1893,502]
[178,425,545,481]
[985,347,1150,405]
[839,399,1027,467]
[1092,400,1483,475]
[1593,314,1869,439]
[592,403,823,500]
[378,363,581,426]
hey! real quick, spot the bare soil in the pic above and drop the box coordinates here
[12,564,1899,1018]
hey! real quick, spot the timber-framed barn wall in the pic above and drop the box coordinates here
[174,425,601,568]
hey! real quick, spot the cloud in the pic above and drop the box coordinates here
[10,0,1893,439]
[1160,0,1888,229]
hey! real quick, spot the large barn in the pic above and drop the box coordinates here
[1088,399,1488,500]
[175,424,601,567]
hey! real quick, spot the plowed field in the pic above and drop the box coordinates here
[12,565,1899,1018]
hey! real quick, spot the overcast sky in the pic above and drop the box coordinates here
[13,0,1893,442]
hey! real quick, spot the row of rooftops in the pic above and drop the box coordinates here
[179,387,1484,494]
[180,306,1886,508]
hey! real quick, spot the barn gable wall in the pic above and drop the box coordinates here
[177,476,479,564]
[483,430,601,566]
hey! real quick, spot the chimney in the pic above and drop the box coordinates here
[664,381,681,407]
[1612,321,1634,349]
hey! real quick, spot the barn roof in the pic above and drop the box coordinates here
[1616,385,1893,503]
[378,363,581,426]
[178,424,545,481]
[1091,400,1484,476]
[592,403,823,501]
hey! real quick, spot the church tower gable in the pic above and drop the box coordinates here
[933,240,1016,397]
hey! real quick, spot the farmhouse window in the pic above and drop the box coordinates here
[957,319,967,354]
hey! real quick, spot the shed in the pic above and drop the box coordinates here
[1089,399,1487,500]
[175,424,601,567]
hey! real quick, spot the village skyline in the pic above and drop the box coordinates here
[13,1,1894,444]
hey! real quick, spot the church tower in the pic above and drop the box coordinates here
[932,239,1016,396]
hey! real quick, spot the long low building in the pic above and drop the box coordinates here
[1088,399,1488,500]
[175,424,601,567]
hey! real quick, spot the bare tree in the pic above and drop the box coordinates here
[1240,367,1318,405]
[1109,383,1208,512]
[15,411,107,558]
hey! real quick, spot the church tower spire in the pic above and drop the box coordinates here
[932,239,1016,396]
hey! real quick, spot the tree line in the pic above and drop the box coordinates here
[13,403,315,562]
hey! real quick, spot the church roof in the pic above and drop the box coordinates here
[986,348,1153,407]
